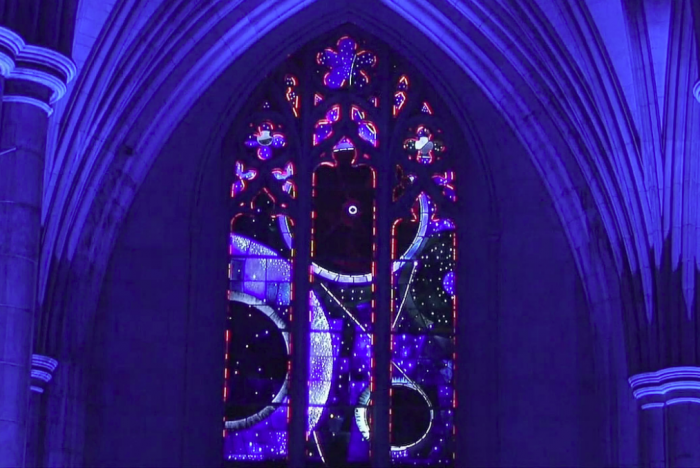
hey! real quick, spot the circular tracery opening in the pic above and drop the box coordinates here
[225,300,288,425]
[390,385,433,449]
[355,379,435,452]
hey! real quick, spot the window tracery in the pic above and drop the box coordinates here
[225,28,459,466]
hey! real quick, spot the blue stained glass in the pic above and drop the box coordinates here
[285,75,300,117]
[308,291,334,432]
[394,93,406,112]
[227,233,334,459]
[228,31,458,467]
[404,126,445,165]
[442,271,455,296]
[327,105,340,122]
[314,123,333,145]
[358,122,377,146]
[232,161,257,197]
[272,162,294,181]
[317,36,377,89]
[393,75,409,117]
[314,105,341,145]
[245,123,286,160]
[390,193,456,464]
[351,105,378,147]
[432,171,456,201]
[351,106,364,121]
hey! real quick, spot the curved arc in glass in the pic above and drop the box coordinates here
[224,25,462,467]
[226,290,291,432]
[224,61,306,463]
[277,194,431,284]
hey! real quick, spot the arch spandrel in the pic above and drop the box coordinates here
[38,1,633,466]
[42,0,611,329]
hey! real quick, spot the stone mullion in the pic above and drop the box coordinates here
[289,51,313,468]
[371,42,392,468]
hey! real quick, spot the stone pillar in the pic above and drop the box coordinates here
[629,367,700,468]
[288,51,313,468]
[0,26,74,468]
[371,44,392,468]
[638,402,665,468]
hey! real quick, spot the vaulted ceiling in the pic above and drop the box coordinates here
[28,0,700,373]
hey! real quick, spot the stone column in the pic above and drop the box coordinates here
[0,26,74,468]
[629,367,700,468]
[638,402,665,468]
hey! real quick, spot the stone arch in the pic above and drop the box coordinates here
[42,0,629,354]
[37,1,631,465]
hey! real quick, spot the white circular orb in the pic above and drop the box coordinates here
[348,204,358,215]
[257,130,273,146]
[354,378,434,451]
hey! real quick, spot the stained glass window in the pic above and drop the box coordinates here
[225,28,459,467]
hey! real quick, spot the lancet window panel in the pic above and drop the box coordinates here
[224,26,460,467]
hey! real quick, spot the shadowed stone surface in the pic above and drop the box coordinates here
[0,0,698,466]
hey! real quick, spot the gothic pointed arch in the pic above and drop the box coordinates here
[38,1,628,466]
[223,25,461,466]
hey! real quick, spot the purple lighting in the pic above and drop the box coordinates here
[227,29,458,466]
[351,105,378,147]
[227,235,333,458]
[313,104,341,145]
[317,36,377,89]
[245,122,286,160]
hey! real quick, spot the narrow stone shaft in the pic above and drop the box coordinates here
[667,402,700,467]
[0,100,47,468]
[0,25,73,467]
[639,405,665,468]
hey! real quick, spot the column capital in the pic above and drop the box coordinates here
[694,79,700,104]
[0,26,76,114]
[0,26,23,76]
[629,366,700,408]
[30,354,59,394]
